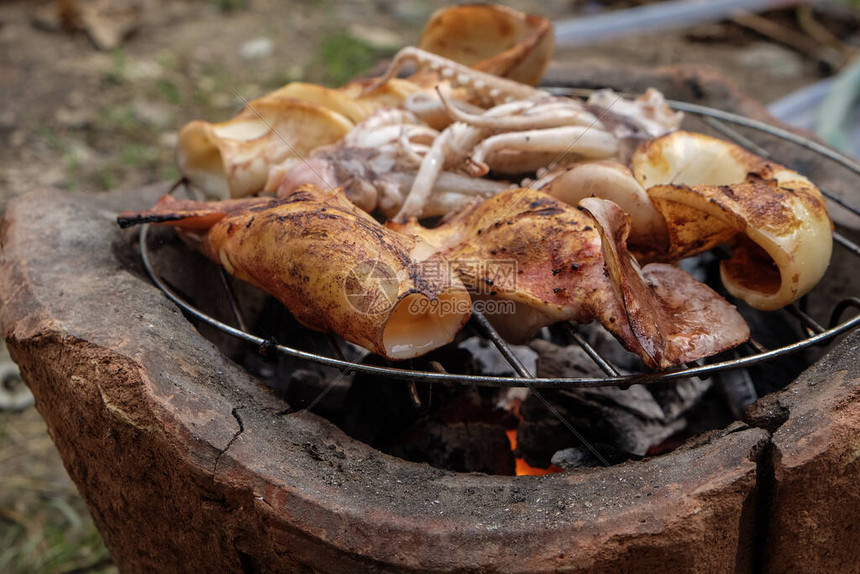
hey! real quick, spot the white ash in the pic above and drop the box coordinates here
[458,336,538,377]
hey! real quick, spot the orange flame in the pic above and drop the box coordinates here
[506,429,562,476]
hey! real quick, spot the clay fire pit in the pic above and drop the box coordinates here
[2,65,860,573]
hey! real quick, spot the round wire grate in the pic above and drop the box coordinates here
[138,92,860,389]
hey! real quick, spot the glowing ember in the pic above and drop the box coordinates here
[506,429,563,476]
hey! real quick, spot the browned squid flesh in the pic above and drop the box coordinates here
[391,188,749,370]
[117,185,471,360]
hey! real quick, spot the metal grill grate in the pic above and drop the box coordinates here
[138,93,860,389]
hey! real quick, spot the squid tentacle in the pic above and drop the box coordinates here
[364,47,542,106]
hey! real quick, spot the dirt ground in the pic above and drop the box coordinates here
[0,0,857,571]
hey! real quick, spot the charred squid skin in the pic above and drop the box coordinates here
[393,188,749,370]
[633,130,833,310]
[536,160,670,256]
[581,197,749,369]
[116,185,472,360]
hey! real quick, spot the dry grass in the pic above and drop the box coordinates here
[0,409,116,574]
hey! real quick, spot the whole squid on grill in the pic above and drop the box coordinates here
[173,3,555,201]
[391,188,750,370]
[264,108,516,219]
[127,0,834,369]
[117,185,471,360]
[362,50,681,222]
[176,95,355,200]
[264,73,683,224]
[540,131,834,310]
[416,3,554,86]
[633,130,833,310]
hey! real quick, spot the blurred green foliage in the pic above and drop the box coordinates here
[315,33,381,87]
[210,0,249,13]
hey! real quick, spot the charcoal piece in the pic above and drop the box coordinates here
[562,323,643,372]
[517,339,716,466]
[741,303,812,396]
[529,338,606,379]
[243,351,353,420]
[237,297,359,418]
[328,343,526,473]
[337,373,430,446]
[648,377,713,421]
[430,386,520,428]
[392,420,515,475]
[459,337,538,376]
[676,385,740,439]
[517,388,686,467]
[530,339,667,420]
[715,364,758,420]
[380,386,519,474]
[280,368,352,417]
[551,444,642,470]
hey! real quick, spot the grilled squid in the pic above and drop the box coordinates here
[392,188,749,370]
[176,96,354,199]
[633,130,833,310]
[417,3,553,86]
[263,108,514,217]
[117,185,471,360]
[536,160,668,256]
[175,3,554,201]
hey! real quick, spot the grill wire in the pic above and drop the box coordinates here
[138,92,860,390]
